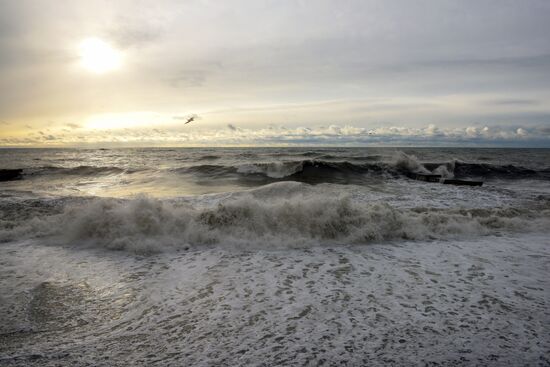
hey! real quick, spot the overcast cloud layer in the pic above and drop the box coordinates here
[1,0,549,146]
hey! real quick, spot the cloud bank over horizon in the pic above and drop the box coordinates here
[1,0,550,147]
[2,123,549,148]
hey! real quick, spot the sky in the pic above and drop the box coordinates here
[1,0,550,147]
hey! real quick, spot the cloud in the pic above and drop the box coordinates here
[484,98,539,106]
[166,71,207,88]
[76,124,550,146]
[66,122,81,129]
[465,126,478,137]
[0,137,39,145]
[1,1,550,140]
[3,122,549,147]
[107,21,163,49]
[424,124,442,136]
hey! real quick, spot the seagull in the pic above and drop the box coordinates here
[184,115,197,124]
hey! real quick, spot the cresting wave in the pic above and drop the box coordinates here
[176,156,549,182]
[2,153,548,183]
[2,185,548,253]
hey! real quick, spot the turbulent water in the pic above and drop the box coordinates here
[0,147,549,366]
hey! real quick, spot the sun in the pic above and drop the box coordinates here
[79,38,122,74]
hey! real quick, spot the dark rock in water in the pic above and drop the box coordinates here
[406,172,483,186]
[406,172,442,183]
[0,169,23,181]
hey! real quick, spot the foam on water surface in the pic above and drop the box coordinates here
[1,182,548,253]
[0,234,548,366]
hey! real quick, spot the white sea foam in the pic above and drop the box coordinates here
[2,187,548,253]
[2,148,550,366]
[392,151,430,174]
[1,234,548,365]
[432,162,455,178]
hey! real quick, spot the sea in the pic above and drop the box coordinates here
[0,147,549,366]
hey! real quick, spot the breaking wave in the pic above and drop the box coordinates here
[1,184,548,253]
[4,153,548,184]
[173,153,549,183]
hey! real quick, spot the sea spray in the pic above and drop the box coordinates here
[2,190,548,253]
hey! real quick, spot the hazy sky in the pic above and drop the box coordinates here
[1,0,550,146]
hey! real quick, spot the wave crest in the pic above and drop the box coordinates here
[2,192,548,253]
[175,154,548,184]
[237,161,305,178]
[7,153,548,185]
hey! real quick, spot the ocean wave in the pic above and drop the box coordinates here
[453,162,541,178]
[27,165,129,176]
[197,155,221,160]
[1,189,548,253]
[174,164,237,176]
[173,160,391,184]
[0,169,23,181]
[3,153,547,185]
[388,152,550,180]
[0,166,144,181]
[165,155,550,185]
[237,161,306,178]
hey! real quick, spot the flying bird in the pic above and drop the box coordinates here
[172,114,200,124]
[184,115,197,124]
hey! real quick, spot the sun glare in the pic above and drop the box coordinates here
[79,37,122,73]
